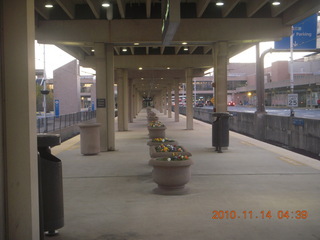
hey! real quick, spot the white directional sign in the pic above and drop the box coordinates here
[288,94,298,107]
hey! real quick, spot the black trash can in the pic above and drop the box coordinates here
[212,112,231,153]
[37,134,64,237]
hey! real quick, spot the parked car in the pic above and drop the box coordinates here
[228,101,236,106]
[195,101,204,107]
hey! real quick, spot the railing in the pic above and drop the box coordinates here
[37,111,96,133]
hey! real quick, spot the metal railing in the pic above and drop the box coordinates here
[37,111,96,133]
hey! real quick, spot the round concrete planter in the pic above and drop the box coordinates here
[78,123,101,155]
[148,126,166,138]
[149,145,192,158]
[147,116,158,123]
[149,158,193,195]
[147,139,178,146]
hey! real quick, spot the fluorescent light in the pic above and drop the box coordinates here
[122,48,128,52]
[139,67,143,70]
[45,1,53,8]
[182,42,188,45]
[183,47,188,51]
[216,1,224,6]
[102,1,110,7]
[272,1,280,5]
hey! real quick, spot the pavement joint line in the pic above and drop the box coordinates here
[62,172,320,180]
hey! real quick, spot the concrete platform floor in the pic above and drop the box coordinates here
[49,109,320,240]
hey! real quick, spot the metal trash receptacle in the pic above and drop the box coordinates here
[37,134,64,237]
[212,112,231,153]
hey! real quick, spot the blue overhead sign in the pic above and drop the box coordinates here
[275,14,317,50]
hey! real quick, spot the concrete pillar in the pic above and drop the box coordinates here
[174,81,180,122]
[95,43,115,151]
[116,69,129,131]
[213,42,228,112]
[159,91,163,113]
[186,69,194,130]
[2,0,40,239]
[133,87,137,117]
[163,89,167,115]
[128,79,134,123]
[168,85,172,118]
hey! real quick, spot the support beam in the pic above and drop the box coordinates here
[86,0,100,19]
[246,0,269,17]
[214,42,228,112]
[174,81,180,122]
[117,69,129,131]
[197,0,210,18]
[222,0,241,17]
[95,43,108,151]
[282,0,320,26]
[3,0,39,239]
[186,69,193,130]
[117,0,126,19]
[146,0,152,18]
[56,0,75,19]
[128,79,134,123]
[167,85,172,118]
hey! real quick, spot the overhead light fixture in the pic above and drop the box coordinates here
[216,1,224,6]
[167,67,170,70]
[183,47,188,51]
[182,42,188,45]
[134,43,140,46]
[139,67,143,70]
[101,1,110,8]
[91,49,95,52]
[122,47,128,52]
[45,1,54,8]
[272,1,280,6]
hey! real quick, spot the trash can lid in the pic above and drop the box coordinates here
[78,122,101,128]
[37,134,61,147]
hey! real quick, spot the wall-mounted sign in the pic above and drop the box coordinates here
[97,98,106,108]
[54,99,60,117]
[288,94,298,107]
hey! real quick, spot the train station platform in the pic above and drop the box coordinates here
[49,109,320,240]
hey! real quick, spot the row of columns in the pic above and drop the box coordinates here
[0,2,230,235]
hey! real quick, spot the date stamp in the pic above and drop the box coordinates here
[212,210,309,220]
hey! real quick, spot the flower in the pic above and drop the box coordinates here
[151,138,174,143]
[157,153,189,161]
[149,121,165,128]
[155,144,183,152]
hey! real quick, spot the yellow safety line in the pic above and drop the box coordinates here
[278,156,305,166]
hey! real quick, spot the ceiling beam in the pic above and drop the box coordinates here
[271,0,299,17]
[282,0,320,26]
[197,0,210,18]
[117,0,126,19]
[222,0,241,18]
[146,0,152,18]
[86,0,100,19]
[55,0,75,19]
[36,18,291,45]
[56,44,86,61]
[246,0,269,17]
[162,0,181,45]
[34,0,50,20]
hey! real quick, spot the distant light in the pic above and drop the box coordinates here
[182,42,188,45]
[167,67,170,70]
[216,1,224,6]
[272,1,281,6]
[91,49,95,52]
[102,1,110,7]
[139,67,143,70]
[122,48,128,52]
[134,43,140,46]
[45,1,53,8]
[183,47,188,51]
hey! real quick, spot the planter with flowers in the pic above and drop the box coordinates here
[149,144,191,158]
[147,111,158,123]
[147,138,178,147]
[149,154,193,195]
[148,121,166,138]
